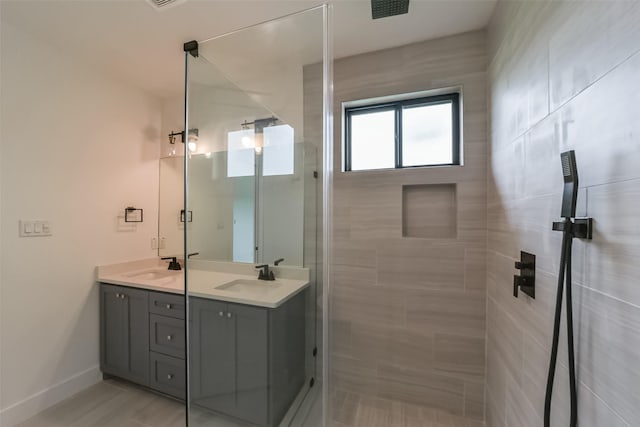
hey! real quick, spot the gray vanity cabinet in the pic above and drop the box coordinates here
[189,298,269,426]
[99,282,306,427]
[189,291,305,427]
[100,284,150,386]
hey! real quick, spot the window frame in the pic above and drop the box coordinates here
[344,92,460,172]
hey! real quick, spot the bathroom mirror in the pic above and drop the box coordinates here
[158,147,307,266]
[157,67,312,267]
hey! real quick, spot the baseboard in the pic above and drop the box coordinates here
[288,382,322,427]
[0,365,102,427]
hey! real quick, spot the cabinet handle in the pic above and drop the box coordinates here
[115,293,120,298]
[166,304,172,309]
[167,335,173,341]
[121,294,126,299]
[227,312,232,318]
[167,374,174,380]
[219,311,224,317]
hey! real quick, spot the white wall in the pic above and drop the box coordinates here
[0,21,162,426]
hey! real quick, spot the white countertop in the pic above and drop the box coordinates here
[96,258,310,309]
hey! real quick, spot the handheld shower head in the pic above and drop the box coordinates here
[560,150,579,219]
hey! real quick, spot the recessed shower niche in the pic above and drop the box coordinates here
[402,183,457,239]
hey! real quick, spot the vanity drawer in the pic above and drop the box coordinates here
[149,351,185,400]
[150,314,185,359]
[149,292,184,319]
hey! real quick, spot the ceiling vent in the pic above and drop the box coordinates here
[145,0,185,10]
[371,0,410,19]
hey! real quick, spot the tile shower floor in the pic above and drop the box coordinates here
[330,390,484,427]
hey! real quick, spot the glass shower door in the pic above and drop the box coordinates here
[183,6,329,426]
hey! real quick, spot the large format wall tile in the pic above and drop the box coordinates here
[487,1,640,426]
[405,288,486,339]
[584,179,640,307]
[327,30,488,422]
[556,50,640,189]
[572,284,640,424]
[549,1,640,110]
[378,240,465,290]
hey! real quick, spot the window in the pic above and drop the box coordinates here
[227,129,255,177]
[227,124,295,177]
[263,125,294,176]
[344,92,460,171]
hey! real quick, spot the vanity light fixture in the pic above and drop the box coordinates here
[168,128,199,152]
[241,121,253,148]
[238,117,278,154]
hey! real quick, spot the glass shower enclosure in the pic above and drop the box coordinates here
[180,6,331,427]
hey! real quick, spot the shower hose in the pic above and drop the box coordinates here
[544,218,578,427]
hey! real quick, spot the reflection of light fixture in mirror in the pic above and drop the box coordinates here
[240,121,253,148]
[239,117,277,154]
[187,129,198,152]
[168,128,199,153]
[254,132,263,154]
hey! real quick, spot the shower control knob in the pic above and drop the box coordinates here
[513,251,536,299]
[515,261,533,270]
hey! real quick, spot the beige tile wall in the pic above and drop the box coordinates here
[325,31,488,422]
[486,1,640,425]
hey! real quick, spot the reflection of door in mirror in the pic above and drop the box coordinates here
[189,153,248,261]
[158,156,184,258]
[158,140,306,266]
[232,176,254,263]
[258,132,304,266]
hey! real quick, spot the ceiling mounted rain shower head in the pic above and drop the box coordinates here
[145,0,185,11]
[371,0,410,19]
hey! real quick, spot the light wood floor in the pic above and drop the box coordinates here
[17,379,247,427]
[17,380,483,427]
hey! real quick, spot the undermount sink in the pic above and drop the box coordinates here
[215,279,282,296]
[124,269,179,282]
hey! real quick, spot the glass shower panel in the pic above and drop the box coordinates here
[184,6,328,427]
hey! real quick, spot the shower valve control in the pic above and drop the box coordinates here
[513,251,536,299]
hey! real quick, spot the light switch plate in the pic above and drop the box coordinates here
[19,220,52,237]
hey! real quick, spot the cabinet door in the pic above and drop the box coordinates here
[100,284,149,385]
[233,303,268,426]
[122,287,150,386]
[189,298,235,413]
[100,284,126,376]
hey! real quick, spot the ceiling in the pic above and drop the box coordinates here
[1,0,496,100]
